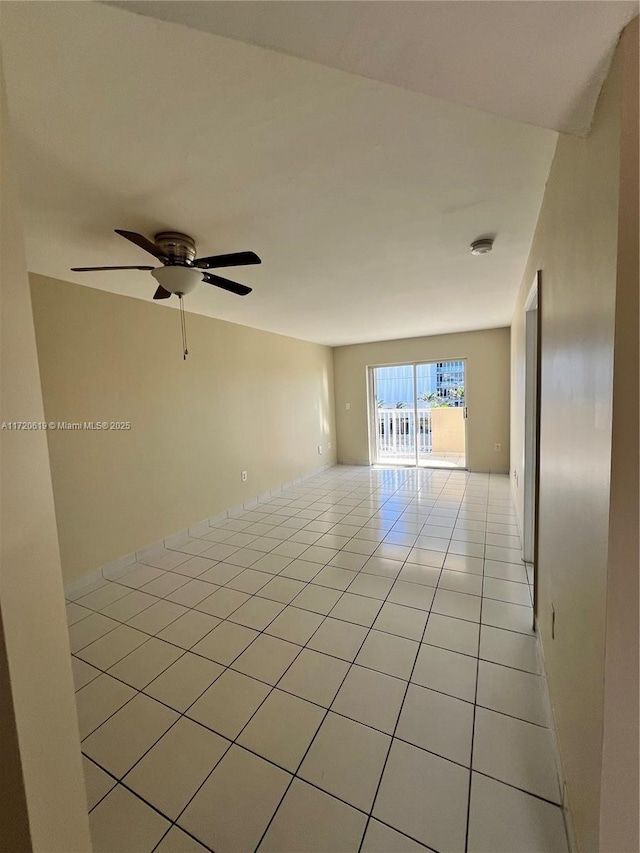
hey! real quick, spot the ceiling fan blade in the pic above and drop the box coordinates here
[71,265,155,272]
[115,229,166,260]
[194,251,261,270]
[202,273,252,296]
[153,285,172,300]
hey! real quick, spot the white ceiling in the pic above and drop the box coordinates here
[111,0,638,137]
[0,2,630,346]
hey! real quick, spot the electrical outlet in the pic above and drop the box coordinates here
[494,443,501,451]
[241,471,248,482]
[328,441,332,450]
[317,445,323,455]
[345,403,351,411]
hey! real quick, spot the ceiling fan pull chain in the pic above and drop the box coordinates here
[179,295,189,360]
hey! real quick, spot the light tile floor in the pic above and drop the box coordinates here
[67,466,569,853]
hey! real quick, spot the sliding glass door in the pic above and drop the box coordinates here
[371,360,466,468]
[372,364,417,466]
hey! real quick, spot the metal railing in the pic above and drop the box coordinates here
[376,407,432,459]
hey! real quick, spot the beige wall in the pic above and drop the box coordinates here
[0,616,31,851]
[509,25,636,851]
[0,60,91,851]
[431,407,465,453]
[599,17,639,853]
[333,328,510,471]
[30,275,336,584]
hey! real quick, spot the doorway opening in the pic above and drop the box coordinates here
[369,360,467,468]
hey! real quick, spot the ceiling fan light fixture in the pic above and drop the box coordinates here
[151,265,202,295]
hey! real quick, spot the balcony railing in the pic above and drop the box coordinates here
[376,407,433,459]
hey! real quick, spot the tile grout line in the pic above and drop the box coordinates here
[78,467,538,852]
[85,573,338,849]
[222,469,454,851]
[70,490,524,628]
[463,475,488,853]
[355,470,468,851]
[76,471,512,703]
[356,565,443,850]
[77,515,527,704]
[247,469,457,851]
[164,472,437,851]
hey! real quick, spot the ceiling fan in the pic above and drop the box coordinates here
[71,229,260,299]
[71,230,261,359]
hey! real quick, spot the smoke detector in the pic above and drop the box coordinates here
[470,238,493,255]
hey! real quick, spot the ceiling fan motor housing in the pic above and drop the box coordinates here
[154,232,197,265]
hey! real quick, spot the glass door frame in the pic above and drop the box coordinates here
[367,358,469,469]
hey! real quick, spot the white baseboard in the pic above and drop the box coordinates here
[63,566,105,598]
[187,520,210,539]
[164,529,190,549]
[102,550,137,576]
[135,540,166,562]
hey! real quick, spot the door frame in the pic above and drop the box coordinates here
[523,271,542,622]
[367,358,469,469]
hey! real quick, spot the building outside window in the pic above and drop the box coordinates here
[375,361,465,409]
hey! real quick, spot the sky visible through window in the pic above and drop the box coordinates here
[375,362,465,408]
